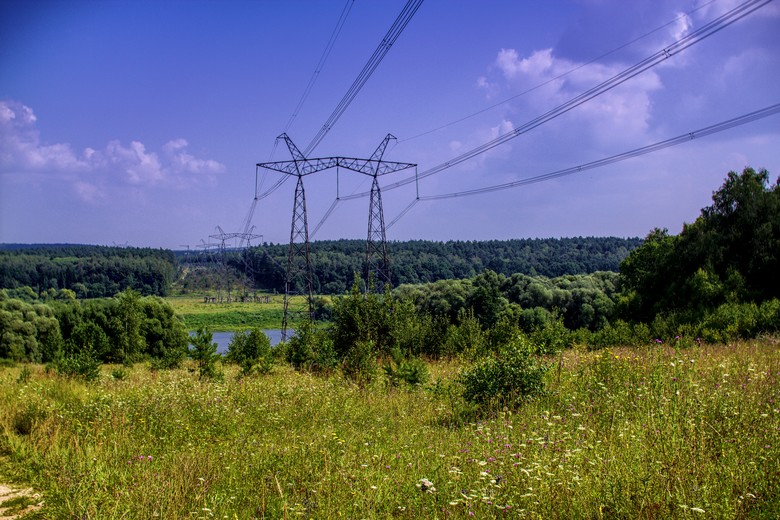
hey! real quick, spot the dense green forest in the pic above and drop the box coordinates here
[229,236,642,295]
[0,245,177,297]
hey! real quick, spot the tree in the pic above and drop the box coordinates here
[114,288,144,363]
[619,167,780,322]
[226,328,273,376]
[189,327,221,380]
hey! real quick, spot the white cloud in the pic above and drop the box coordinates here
[694,0,780,19]
[485,47,662,147]
[0,100,226,201]
[671,11,693,41]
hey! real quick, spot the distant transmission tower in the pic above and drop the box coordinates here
[257,133,416,340]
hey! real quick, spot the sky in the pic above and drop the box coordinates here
[1,0,779,249]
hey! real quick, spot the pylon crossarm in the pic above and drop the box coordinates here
[257,157,415,177]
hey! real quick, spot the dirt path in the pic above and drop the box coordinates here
[0,484,43,519]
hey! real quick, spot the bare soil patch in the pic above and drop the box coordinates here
[0,484,43,519]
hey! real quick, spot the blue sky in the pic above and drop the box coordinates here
[2,0,779,249]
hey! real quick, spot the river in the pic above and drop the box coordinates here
[190,330,284,355]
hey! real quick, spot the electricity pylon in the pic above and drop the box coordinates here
[257,133,416,340]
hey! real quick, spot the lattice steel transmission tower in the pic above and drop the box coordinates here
[364,134,395,291]
[257,133,416,340]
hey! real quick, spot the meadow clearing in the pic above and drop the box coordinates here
[0,338,778,519]
[165,294,301,331]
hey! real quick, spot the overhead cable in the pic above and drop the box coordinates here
[283,0,356,134]
[418,102,780,201]
[398,0,718,144]
[341,0,771,201]
[303,0,425,156]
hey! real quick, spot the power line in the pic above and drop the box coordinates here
[283,0,355,134]
[242,2,355,242]
[406,103,780,202]
[397,0,718,144]
[303,0,425,156]
[341,0,771,201]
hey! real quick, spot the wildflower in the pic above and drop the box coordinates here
[417,478,436,493]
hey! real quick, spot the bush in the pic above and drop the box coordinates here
[226,328,273,376]
[383,348,430,387]
[285,320,339,374]
[587,320,637,350]
[53,349,101,382]
[442,310,484,359]
[189,328,222,380]
[459,334,548,410]
[341,340,377,386]
[529,312,571,354]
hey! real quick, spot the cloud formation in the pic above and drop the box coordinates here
[481,47,663,147]
[0,99,226,200]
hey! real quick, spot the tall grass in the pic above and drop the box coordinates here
[1,339,778,518]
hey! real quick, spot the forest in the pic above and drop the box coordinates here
[0,245,177,298]
[226,235,642,295]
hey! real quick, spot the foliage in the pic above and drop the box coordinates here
[0,340,778,517]
[226,328,273,376]
[284,319,338,374]
[0,244,177,297]
[398,270,621,334]
[459,334,548,409]
[52,349,102,382]
[341,339,378,386]
[0,290,62,362]
[442,310,485,359]
[383,348,430,387]
[237,236,641,294]
[188,327,222,380]
[620,167,780,322]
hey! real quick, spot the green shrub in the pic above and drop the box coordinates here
[383,348,430,387]
[758,299,780,333]
[189,328,222,380]
[341,340,377,386]
[226,328,273,376]
[529,312,571,354]
[54,349,101,382]
[285,320,339,374]
[459,334,548,410]
[442,310,484,359]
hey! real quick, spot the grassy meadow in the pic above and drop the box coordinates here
[1,339,778,518]
[166,294,308,331]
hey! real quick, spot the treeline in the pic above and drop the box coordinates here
[236,236,641,295]
[0,245,177,297]
[0,287,188,368]
[617,166,780,341]
[390,167,780,347]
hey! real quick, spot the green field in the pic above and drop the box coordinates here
[166,294,311,331]
[1,339,778,518]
